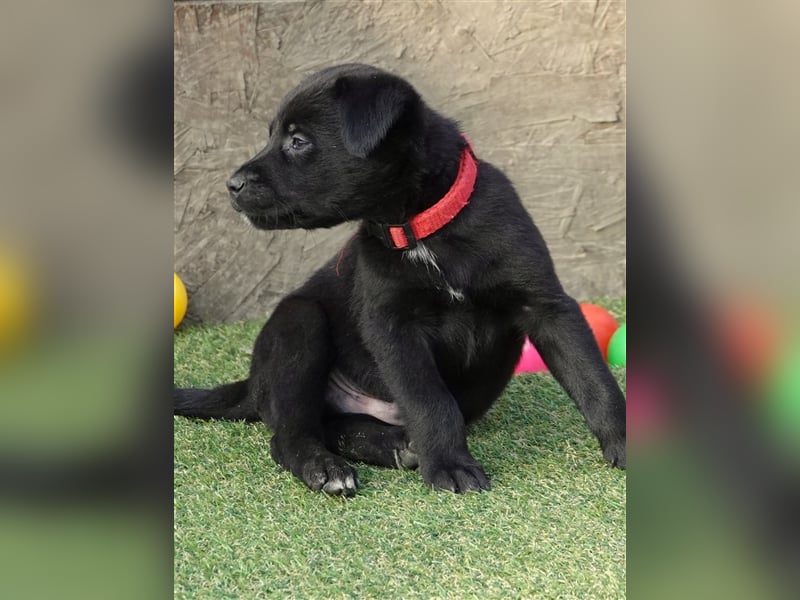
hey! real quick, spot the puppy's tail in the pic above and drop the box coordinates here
[173,380,259,421]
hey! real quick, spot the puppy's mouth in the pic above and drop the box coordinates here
[243,211,303,230]
[242,209,346,231]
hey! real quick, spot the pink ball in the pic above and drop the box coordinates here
[514,338,548,374]
[627,369,668,442]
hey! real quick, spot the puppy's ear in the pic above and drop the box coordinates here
[334,73,418,158]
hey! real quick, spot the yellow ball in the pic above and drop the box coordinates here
[0,248,35,353]
[174,272,188,329]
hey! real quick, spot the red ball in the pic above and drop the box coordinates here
[579,303,619,360]
[715,299,780,384]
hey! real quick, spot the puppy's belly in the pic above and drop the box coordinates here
[325,370,404,426]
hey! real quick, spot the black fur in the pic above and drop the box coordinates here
[175,64,626,495]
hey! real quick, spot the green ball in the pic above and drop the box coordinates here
[607,323,626,367]
[766,339,800,438]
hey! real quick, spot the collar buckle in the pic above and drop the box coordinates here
[368,221,417,251]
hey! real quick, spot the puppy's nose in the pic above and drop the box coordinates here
[226,173,247,196]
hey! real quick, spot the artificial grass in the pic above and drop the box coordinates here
[174,299,626,599]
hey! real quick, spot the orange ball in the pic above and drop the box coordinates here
[579,303,619,360]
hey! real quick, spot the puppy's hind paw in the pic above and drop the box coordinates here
[393,440,419,470]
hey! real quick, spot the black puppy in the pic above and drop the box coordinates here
[175,64,626,495]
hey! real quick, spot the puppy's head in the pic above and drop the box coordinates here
[227,64,424,230]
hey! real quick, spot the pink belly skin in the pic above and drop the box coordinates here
[325,370,405,426]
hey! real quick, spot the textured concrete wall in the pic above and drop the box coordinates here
[174,0,626,324]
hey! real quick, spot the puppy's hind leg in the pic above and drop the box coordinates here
[324,414,418,470]
[251,296,359,496]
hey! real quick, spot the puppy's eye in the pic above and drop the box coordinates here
[290,136,309,150]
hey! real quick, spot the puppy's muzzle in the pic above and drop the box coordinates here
[226,173,249,212]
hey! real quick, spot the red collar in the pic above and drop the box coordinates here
[366,140,477,250]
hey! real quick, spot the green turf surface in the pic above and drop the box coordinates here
[174,299,626,599]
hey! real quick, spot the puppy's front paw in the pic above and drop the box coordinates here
[300,455,360,497]
[420,458,491,493]
[601,435,626,470]
[271,436,360,496]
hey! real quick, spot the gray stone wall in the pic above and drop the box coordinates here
[175,0,626,324]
